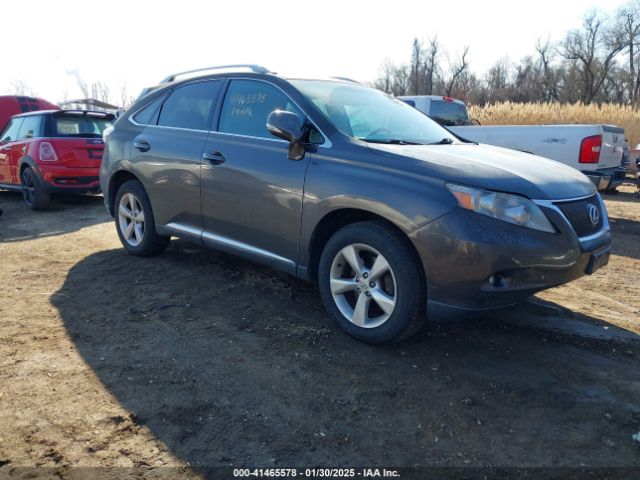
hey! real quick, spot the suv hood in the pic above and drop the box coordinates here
[368,142,596,200]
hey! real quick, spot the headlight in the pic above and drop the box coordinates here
[447,184,556,233]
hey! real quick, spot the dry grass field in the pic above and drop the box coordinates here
[469,102,640,147]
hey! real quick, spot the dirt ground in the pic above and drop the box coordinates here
[0,184,639,479]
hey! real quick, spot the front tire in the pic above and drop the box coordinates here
[318,221,426,344]
[114,180,170,256]
[21,167,50,210]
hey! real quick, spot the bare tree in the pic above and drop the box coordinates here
[535,39,560,101]
[559,10,625,104]
[119,82,135,109]
[10,79,36,97]
[372,59,396,93]
[409,38,425,95]
[94,81,111,104]
[454,70,480,102]
[485,57,511,102]
[616,1,640,102]
[370,5,634,106]
[444,46,470,96]
[372,59,412,97]
[425,36,440,95]
[602,64,629,102]
[391,65,410,97]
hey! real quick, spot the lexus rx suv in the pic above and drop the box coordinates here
[100,65,611,344]
[0,109,114,209]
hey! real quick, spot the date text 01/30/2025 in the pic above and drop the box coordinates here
[232,468,401,478]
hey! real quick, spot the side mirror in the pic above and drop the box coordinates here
[471,118,481,126]
[266,110,306,160]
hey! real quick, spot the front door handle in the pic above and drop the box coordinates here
[134,140,151,152]
[202,150,225,165]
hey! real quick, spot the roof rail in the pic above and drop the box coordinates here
[330,76,361,84]
[161,64,272,83]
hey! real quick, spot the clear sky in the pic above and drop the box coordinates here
[1,0,621,104]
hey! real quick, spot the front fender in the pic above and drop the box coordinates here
[298,151,457,272]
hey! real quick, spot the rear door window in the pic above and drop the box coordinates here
[218,80,303,139]
[157,81,222,130]
[17,115,44,139]
[0,118,23,143]
[53,115,113,138]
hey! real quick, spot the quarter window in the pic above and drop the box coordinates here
[17,115,44,139]
[157,81,222,130]
[0,118,23,143]
[132,96,165,125]
[219,80,303,139]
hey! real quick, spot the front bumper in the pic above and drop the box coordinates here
[409,199,611,312]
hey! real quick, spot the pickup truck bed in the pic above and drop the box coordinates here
[399,96,626,191]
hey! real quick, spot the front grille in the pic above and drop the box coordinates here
[556,195,604,237]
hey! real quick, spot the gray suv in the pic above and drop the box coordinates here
[100,65,611,344]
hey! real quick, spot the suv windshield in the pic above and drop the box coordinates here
[290,80,457,145]
[53,115,113,138]
[429,100,471,126]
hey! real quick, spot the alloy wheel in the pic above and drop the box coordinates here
[329,243,397,328]
[118,193,145,247]
[21,170,35,206]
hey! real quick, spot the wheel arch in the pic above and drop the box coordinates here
[303,207,425,283]
[19,156,40,177]
[107,170,143,217]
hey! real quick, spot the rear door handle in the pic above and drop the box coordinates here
[202,150,225,165]
[134,140,151,152]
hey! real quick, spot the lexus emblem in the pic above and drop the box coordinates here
[588,204,600,225]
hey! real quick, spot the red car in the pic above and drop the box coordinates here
[0,109,114,209]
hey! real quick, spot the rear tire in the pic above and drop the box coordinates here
[318,221,426,344]
[21,167,50,210]
[114,180,170,256]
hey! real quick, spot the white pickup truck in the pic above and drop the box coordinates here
[400,95,627,191]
